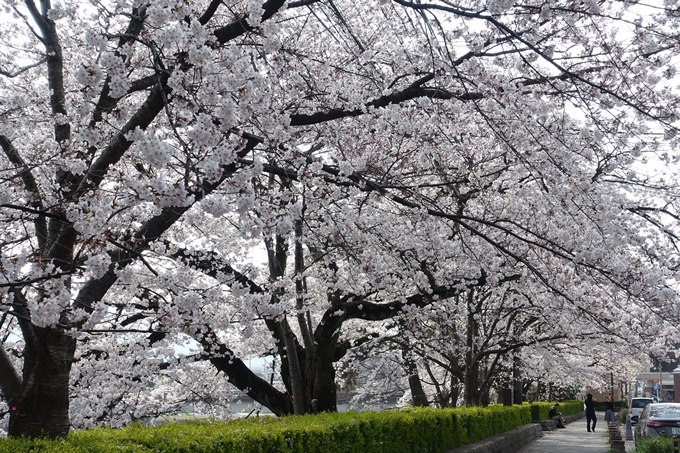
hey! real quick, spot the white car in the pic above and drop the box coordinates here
[629,397,655,426]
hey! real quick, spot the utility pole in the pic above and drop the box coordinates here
[660,359,664,400]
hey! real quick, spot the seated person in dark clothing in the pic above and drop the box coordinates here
[549,403,567,428]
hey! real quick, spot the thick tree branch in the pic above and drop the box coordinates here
[168,244,295,399]
[88,6,148,130]
[71,136,261,317]
[213,0,287,44]
[170,248,265,294]
[76,80,168,199]
[0,346,21,408]
[288,0,322,7]
[0,205,65,221]
[333,333,379,362]
[330,272,521,325]
[198,328,293,416]
[23,0,70,145]
[289,86,479,126]
[198,0,223,25]
[127,74,158,93]
[73,0,287,202]
[9,290,40,358]
[0,136,48,249]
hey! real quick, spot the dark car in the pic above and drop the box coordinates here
[634,403,680,446]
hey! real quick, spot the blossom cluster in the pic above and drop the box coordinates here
[126,127,175,168]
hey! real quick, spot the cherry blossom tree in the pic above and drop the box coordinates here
[2,0,680,439]
[377,282,649,407]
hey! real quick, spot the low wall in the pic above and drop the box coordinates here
[565,411,585,423]
[445,411,586,453]
[443,423,543,453]
[537,411,586,431]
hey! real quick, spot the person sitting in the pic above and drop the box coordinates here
[549,403,567,428]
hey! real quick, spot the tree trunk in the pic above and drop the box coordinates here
[8,326,76,438]
[450,375,462,407]
[264,234,304,413]
[407,370,429,407]
[513,350,523,404]
[403,349,428,406]
[307,327,338,412]
[464,375,481,406]
[312,353,338,412]
[304,302,345,414]
[282,317,306,414]
[479,381,491,406]
[464,290,480,406]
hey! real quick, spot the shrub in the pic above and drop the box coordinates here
[635,436,676,453]
[0,406,534,453]
[526,400,582,421]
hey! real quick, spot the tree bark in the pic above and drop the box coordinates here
[464,290,480,406]
[201,335,294,416]
[403,348,429,406]
[310,327,339,412]
[281,317,306,414]
[464,370,482,406]
[265,234,305,414]
[7,326,76,438]
[513,349,523,404]
[407,367,429,407]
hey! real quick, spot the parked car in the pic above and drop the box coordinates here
[634,403,680,446]
[629,397,655,426]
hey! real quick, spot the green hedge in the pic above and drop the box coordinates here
[0,406,533,453]
[527,400,584,421]
[635,436,677,453]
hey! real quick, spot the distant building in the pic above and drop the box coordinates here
[634,359,677,401]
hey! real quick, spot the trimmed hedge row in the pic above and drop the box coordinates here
[0,406,533,453]
[527,400,584,421]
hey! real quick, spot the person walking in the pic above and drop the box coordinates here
[585,393,597,432]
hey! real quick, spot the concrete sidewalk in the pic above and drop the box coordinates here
[516,412,612,453]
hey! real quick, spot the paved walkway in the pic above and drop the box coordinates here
[515,412,614,453]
